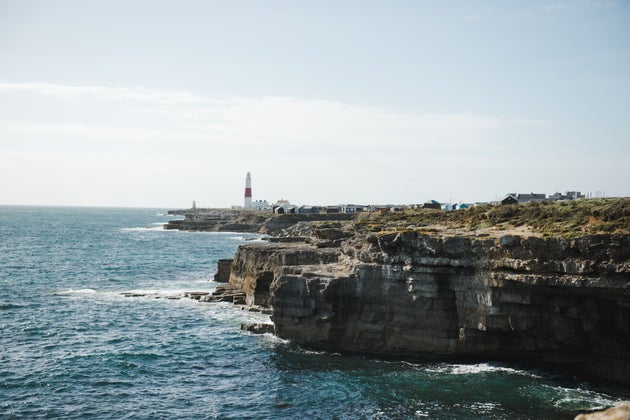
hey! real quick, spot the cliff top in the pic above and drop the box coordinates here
[355,198,630,239]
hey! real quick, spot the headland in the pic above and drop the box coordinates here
[164,208,355,234]
[171,198,630,386]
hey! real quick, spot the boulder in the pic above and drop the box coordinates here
[241,322,275,335]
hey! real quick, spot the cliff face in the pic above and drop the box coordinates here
[227,228,630,385]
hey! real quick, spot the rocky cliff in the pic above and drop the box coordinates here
[224,213,630,385]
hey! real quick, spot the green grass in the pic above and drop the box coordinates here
[355,198,630,238]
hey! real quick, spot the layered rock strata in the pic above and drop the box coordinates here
[224,227,630,385]
[214,259,233,283]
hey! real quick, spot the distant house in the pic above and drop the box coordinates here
[372,205,393,212]
[549,191,585,201]
[341,204,367,213]
[566,191,584,200]
[510,193,546,203]
[276,206,297,214]
[445,203,471,210]
[422,200,441,210]
[492,194,519,206]
[298,206,320,214]
[492,192,547,206]
[273,199,297,214]
[326,206,341,214]
[252,200,272,211]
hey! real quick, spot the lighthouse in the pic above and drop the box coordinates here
[244,172,252,209]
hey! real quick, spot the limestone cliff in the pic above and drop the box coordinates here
[222,199,630,385]
[224,200,630,385]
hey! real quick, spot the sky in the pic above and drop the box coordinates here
[1,0,629,208]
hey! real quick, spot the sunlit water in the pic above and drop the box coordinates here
[1,206,627,419]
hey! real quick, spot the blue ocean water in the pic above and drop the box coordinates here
[1,206,628,419]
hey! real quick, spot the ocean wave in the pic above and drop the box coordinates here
[119,289,196,299]
[0,302,25,310]
[228,236,267,242]
[541,384,621,411]
[120,224,166,232]
[259,333,290,345]
[54,287,219,304]
[90,379,135,388]
[55,288,98,295]
[425,362,542,378]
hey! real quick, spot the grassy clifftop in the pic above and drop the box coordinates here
[356,198,630,238]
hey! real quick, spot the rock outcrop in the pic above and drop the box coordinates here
[575,401,630,420]
[164,210,356,234]
[221,222,630,385]
[241,322,275,335]
[214,259,233,283]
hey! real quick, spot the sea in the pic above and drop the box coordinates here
[1,206,628,419]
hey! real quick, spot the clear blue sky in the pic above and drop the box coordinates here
[1,0,628,207]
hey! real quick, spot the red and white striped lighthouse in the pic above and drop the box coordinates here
[244,172,252,208]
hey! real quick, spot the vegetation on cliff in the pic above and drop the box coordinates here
[356,198,630,238]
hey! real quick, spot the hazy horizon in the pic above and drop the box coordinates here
[2,1,629,208]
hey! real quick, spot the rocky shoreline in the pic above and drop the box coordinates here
[164,209,355,234]
[163,200,630,390]
[201,211,630,388]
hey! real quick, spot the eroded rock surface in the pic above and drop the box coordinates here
[575,401,630,420]
[214,259,233,283]
[222,223,630,385]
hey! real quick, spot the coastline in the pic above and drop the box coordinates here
[167,199,630,388]
[163,209,356,234]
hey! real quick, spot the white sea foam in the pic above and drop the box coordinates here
[542,384,620,411]
[259,333,290,344]
[120,224,166,232]
[56,288,97,295]
[469,402,500,414]
[56,287,203,303]
[426,362,542,378]
[124,288,184,295]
